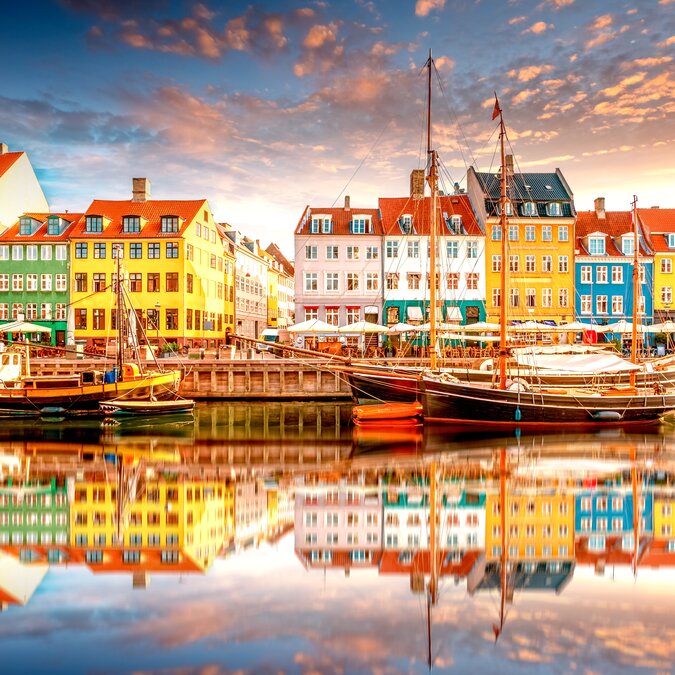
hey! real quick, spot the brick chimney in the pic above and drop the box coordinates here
[132,177,151,202]
[594,197,606,219]
[505,154,514,174]
[0,143,8,155]
[410,169,425,199]
[344,195,350,211]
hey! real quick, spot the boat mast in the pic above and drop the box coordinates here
[631,445,640,576]
[630,195,639,388]
[493,447,507,641]
[115,246,125,377]
[497,99,508,390]
[426,50,439,371]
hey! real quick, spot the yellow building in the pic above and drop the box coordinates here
[70,476,232,572]
[260,248,280,327]
[467,162,576,326]
[653,497,675,539]
[485,491,575,561]
[69,177,228,350]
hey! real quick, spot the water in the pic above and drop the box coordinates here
[1,402,675,673]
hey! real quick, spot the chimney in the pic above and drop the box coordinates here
[594,197,606,219]
[505,154,514,174]
[0,143,8,155]
[410,169,425,199]
[132,177,151,202]
[344,195,350,211]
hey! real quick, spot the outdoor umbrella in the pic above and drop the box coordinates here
[287,319,336,333]
[0,321,52,334]
[338,320,389,333]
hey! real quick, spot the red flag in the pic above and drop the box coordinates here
[492,95,501,120]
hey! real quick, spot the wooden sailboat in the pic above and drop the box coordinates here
[0,247,182,416]
[419,108,675,428]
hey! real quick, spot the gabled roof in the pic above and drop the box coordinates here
[575,210,649,257]
[0,151,23,178]
[294,206,382,236]
[70,199,208,238]
[379,194,481,236]
[475,171,571,202]
[0,212,82,242]
[638,209,675,253]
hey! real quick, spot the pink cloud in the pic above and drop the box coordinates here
[590,14,613,30]
[415,0,446,17]
[657,36,675,47]
[507,64,555,82]
[302,23,337,49]
[522,21,553,35]
[508,16,527,25]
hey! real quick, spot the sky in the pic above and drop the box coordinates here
[0,0,673,259]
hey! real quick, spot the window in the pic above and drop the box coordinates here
[55,304,66,320]
[558,255,568,273]
[597,295,608,314]
[322,219,332,233]
[41,303,52,320]
[622,236,634,256]
[185,308,192,330]
[27,273,38,291]
[596,266,608,283]
[346,273,359,291]
[11,245,23,260]
[166,273,179,292]
[542,225,552,242]
[92,308,105,330]
[166,242,178,258]
[446,241,458,258]
[129,273,142,292]
[126,242,141,259]
[466,272,479,290]
[526,288,536,308]
[346,307,360,323]
[12,274,23,291]
[347,246,359,260]
[547,202,562,216]
[407,273,420,290]
[525,225,536,241]
[447,273,459,290]
[661,287,672,305]
[11,303,23,320]
[148,272,160,292]
[305,245,317,260]
[47,216,61,235]
[510,288,520,308]
[558,225,569,242]
[75,308,87,329]
[542,288,552,308]
[161,216,180,233]
[542,255,552,273]
[305,273,318,291]
[326,245,338,259]
[75,242,88,258]
[25,303,37,320]
[165,308,178,330]
[612,266,623,283]
[509,255,519,272]
[85,215,103,232]
[40,245,52,260]
[407,240,419,258]
[466,241,478,258]
[366,246,378,260]
[56,245,67,260]
[351,218,369,233]
[492,255,502,273]
[123,216,141,233]
[93,242,106,259]
[526,255,536,272]
[93,273,106,292]
[0,275,6,291]
[491,225,502,241]
[558,288,569,308]
[580,266,591,283]
[55,274,67,291]
[492,288,501,307]
[326,272,339,291]
[385,272,399,290]
[581,295,592,314]
[0,245,8,260]
[508,225,519,241]
[386,241,398,258]
[523,202,537,217]
[366,273,379,291]
[26,245,38,260]
[325,307,339,325]
[589,236,605,255]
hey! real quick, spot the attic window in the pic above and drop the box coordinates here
[351,217,369,234]
[588,236,605,256]
[668,233,675,249]
[123,216,141,233]
[496,201,513,216]
[545,185,553,190]
[400,214,413,234]
[522,202,537,216]
[161,215,180,233]
[546,202,562,216]
[19,216,37,236]
[622,235,634,256]
[47,215,62,236]
[446,214,462,232]
[85,215,103,233]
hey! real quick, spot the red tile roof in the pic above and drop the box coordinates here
[294,205,382,236]
[379,194,481,236]
[0,151,23,178]
[575,210,649,256]
[0,212,82,242]
[70,199,209,238]
[638,208,675,253]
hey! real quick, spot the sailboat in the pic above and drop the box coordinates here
[0,247,182,417]
[419,103,675,429]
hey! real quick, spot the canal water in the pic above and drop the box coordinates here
[1,402,675,674]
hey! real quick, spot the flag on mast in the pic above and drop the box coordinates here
[492,94,501,120]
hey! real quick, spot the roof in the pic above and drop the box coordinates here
[70,199,208,238]
[379,194,481,236]
[475,171,571,202]
[0,151,23,179]
[638,209,675,253]
[294,205,383,236]
[379,549,482,577]
[575,210,649,256]
[0,212,82,242]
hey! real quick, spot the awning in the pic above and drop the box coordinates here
[445,306,462,322]
[0,321,52,334]
[407,306,424,321]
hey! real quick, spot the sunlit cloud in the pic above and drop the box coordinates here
[508,16,527,25]
[656,36,675,47]
[415,0,446,17]
[621,56,673,68]
[522,21,553,35]
[507,64,555,82]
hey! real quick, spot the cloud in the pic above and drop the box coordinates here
[522,21,554,35]
[435,56,455,72]
[657,36,675,47]
[621,56,673,69]
[507,64,555,82]
[590,14,614,31]
[302,22,338,49]
[508,16,527,25]
[415,0,446,17]
[512,89,538,105]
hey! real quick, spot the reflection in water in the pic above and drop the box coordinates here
[1,402,675,673]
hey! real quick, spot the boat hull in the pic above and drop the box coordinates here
[0,370,182,415]
[420,377,675,429]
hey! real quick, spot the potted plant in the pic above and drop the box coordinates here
[160,341,179,358]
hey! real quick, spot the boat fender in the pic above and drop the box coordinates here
[508,378,529,392]
[515,407,522,422]
[592,410,622,422]
[479,359,494,371]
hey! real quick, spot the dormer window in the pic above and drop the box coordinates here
[85,215,103,233]
[310,219,319,233]
[122,216,141,233]
[622,235,635,256]
[19,216,39,236]
[546,202,562,216]
[668,233,675,248]
[588,236,605,255]
[446,214,462,233]
[522,202,537,217]
[321,219,332,234]
[400,214,413,234]
[351,217,370,234]
[161,215,180,233]
[47,215,64,236]
[496,201,513,216]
